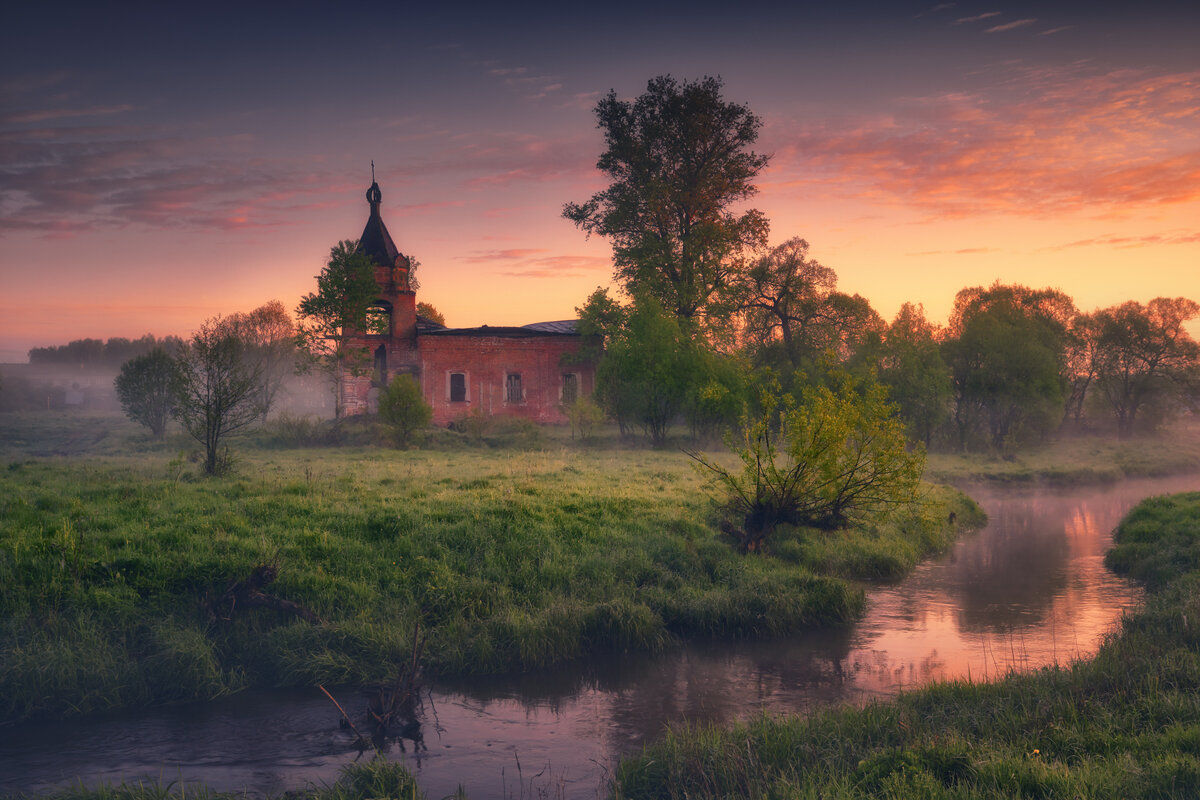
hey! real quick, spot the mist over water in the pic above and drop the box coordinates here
[3,474,1196,799]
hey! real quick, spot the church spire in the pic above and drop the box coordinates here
[357,169,407,281]
[366,161,382,215]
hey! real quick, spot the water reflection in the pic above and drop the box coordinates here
[2,475,1197,799]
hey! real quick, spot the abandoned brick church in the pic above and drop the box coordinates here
[338,179,595,425]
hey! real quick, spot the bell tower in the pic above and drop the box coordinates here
[356,167,417,344]
[338,167,421,415]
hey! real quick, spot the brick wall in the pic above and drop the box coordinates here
[419,334,594,425]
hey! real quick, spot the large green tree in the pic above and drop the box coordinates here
[943,284,1074,450]
[564,75,770,328]
[878,303,951,447]
[738,237,883,375]
[580,290,699,446]
[295,240,380,418]
[1091,297,1200,437]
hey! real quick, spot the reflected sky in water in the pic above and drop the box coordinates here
[3,475,1198,798]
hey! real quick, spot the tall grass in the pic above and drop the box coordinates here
[613,491,1200,799]
[0,415,979,725]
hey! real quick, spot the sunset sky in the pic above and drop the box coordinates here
[2,1,1198,362]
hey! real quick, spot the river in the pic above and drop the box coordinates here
[3,474,1197,798]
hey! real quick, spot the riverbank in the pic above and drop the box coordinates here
[612,490,1200,799]
[1,760,432,800]
[0,419,980,727]
[926,425,1200,486]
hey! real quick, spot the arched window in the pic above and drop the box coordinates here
[365,301,392,336]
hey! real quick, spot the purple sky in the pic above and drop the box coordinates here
[2,1,1199,361]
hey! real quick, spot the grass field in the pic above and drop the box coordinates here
[926,423,1200,486]
[0,411,981,726]
[8,409,1200,798]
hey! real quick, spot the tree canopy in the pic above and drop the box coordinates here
[295,240,381,417]
[943,283,1073,450]
[878,303,951,447]
[581,291,699,446]
[564,75,770,327]
[114,348,181,437]
[738,237,883,374]
[1091,297,1200,437]
[227,300,296,423]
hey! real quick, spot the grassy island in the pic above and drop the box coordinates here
[0,412,980,726]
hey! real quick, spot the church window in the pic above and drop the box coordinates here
[562,373,578,404]
[365,301,392,336]
[450,372,467,402]
[505,373,523,404]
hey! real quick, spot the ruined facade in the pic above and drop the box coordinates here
[339,180,595,425]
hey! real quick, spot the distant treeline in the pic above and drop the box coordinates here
[27,334,183,368]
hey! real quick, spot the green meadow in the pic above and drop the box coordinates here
[6,411,1200,798]
[0,411,981,725]
[926,424,1200,486]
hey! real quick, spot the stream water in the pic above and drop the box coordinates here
[3,474,1198,798]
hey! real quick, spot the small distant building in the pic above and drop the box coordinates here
[338,179,595,425]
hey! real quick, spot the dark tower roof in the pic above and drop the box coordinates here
[357,180,408,269]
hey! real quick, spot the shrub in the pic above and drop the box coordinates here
[457,406,494,441]
[690,376,924,552]
[263,412,332,448]
[378,374,432,446]
[566,396,605,442]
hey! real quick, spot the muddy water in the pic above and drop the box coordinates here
[3,475,1198,798]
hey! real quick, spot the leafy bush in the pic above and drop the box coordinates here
[566,396,605,442]
[378,374,432,446]
[691,377,924,551]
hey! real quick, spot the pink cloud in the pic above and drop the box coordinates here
[463,248,552,263]
[766,66,1200,218]
[954,12,1001,24]
[986,18,1037,33]
[475,251,610,278]
[908,247,1001,256]
[1043,232,1200,251]
[393,200,465,216]
[0,125,346,236]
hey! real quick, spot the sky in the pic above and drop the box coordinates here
[2,0,1198,362]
